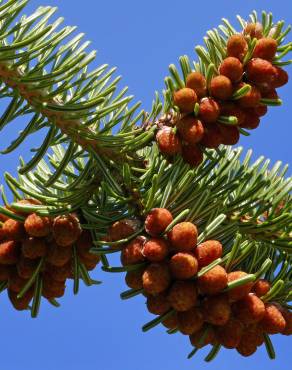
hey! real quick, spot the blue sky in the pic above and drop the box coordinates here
[0,0,291,369]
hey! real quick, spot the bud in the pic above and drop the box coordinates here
[53,214,81,247]
[173,88,197,113]
[186,72,207,98]
[227,34,248,61]
[210,75,233,100]
[156,127,182,156]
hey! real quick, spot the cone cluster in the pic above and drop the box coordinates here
[108,208,292,357]
[0,199,99,311]
[156,23,289,167]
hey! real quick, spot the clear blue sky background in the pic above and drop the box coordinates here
[0,1,291,369]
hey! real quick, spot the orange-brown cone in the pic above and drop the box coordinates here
[199,97,220,123]
[24,213,51,237]
[227,34,248,61]
[142,263,171,295]
[2,219,25,241]
[173,88,197,113]
[227,271,254,301]
[233,293,265,324]
[169,252,198,279]
[202,295,231,326]
[186,72,207,99]
[216,317,244,348]
[167,280,197,312]
[195,240,222,268]
[142,238,169,262]
[46,241,72,267]
[0,240,20,265]
[125,269,144,290]
[219,57,243,83]
[145,208,173,237]
[177,307,204,335]
[22,237,47,259]
[52,214,81,247]
[121,236,146,266]
[198,265,228,295]
[167,222,198,252]
[252,279,271,297]
[146,293,171,315]
[210,76,233,100]
[253,37,278,61]
[156,127,182,156]
[181,144,204,167]
[177,116,204,145]
[260,303,286,334]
